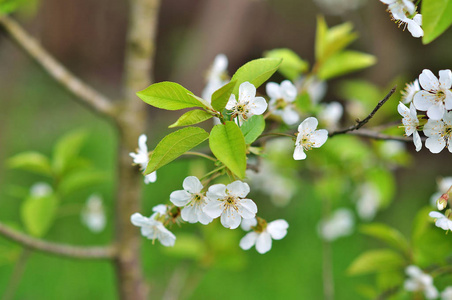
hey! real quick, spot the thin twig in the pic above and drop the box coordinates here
[0,222,116,259]
[329,87,397,137]
[0,15,115,118]
[347,129,427,142]
[183,151,217,162]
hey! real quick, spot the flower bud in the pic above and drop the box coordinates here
[437,193,449,211]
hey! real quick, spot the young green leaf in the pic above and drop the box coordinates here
[21,194,58,237]
[317,51,376,80]
[211,80,237,112]
[137,81,205,110]
[59,170,107,196]
[209,121,247,179]
[145,127,209,174]
[360,223,410,256]
[264,48,309,80]
[230,58,282,96]
[240,115,265,144]
[422,0,452,44]
[52,130,87,176]
[347,249,406,276]
[7,151,52,176]
[169,110,213,128]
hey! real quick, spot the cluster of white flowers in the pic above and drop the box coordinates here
[266,80,300,125]
[379,0,423,38]
[399,69,452,153]
[239,217,289,254]
[129,134,157,184]
[404,265,438,299]
[81,194,106,233]
[318,209,354,241]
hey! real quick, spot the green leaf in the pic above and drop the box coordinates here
[52,130,87,175]
[366,167,395,208]
[21,194,58,237]
[8,151,52,176]
[209,121,247,179]
[169,110,213,128]
[317,51,376,80]
[240,115,265,144]
[162,234,206,260]
[137,81,205,111]
[0,0,27,13]
[211,80,237,112]
[360,223,410,256]
[59,170,107,196]
[145,127,209,174]
[230,58,282,96]
[264,48,309,80]
[347,249,406,276]
[422,0,452,44]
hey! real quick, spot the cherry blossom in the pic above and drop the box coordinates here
[240,217,289,254]
[380,0,415,20]
[398,102,422,151]
[356,183,380,221]
[430,177,452,207]
[401,79,420,104]
[170,176,213,225]
[293,117,328,160]
[204,181,257,229]
[319,101,343,129]
[423,111,452,153]
[318,209,354,241]
[129,134,157,184]
[429,211,452,232]
[226,82,267,122]
[266,80,300,125]
[404,265,439,299]
[414,69,452,120]
[81,194,106,233]
[201,54,229,103]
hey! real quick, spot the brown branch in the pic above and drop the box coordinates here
[329,86,397,138]
[0,222,116,259]
[347,129,426,142]
[0,15,115,118]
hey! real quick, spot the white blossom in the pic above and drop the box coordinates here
[380,0,415,20]
[226,82,267,122]
[356,183,380,221]
[293,117,328,160]
[429,211,452,231]
[266,80,300,125]
[401,79,420,104]
[398,102,422,152]
[318,209,354,241]
[81,194,106,233]
[414,69,452,120]
[129,134,157,184]
[131,205,176,247]
[319,101,343,129]
[30,182,53,197]
[202,54,229,103]
[404,265,439,299]
[169,176,213,225]
[423,111,452,153]
[430,177,452,207]
[240,218,289,254]
[204,181,257,229]
[297,76,327,104]
[398,14,423,38]
[442,287,452,300]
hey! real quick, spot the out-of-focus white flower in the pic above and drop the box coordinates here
[240,218,288,254]
[314,0,366,15]
[398,102,422,152]
[131,204,176,247]
[318,209,354,241]
[297,76,327,104]
[414,69,452,120]
[293,117,328,160]
[441,287,452,300]
[129,134,157,184]
[430,177,452,207]
[380,0,415,20]
[226,82,267,122]
[404,265,439,299]
[204,181,257,229]
[319,101,343,129]
[266,80,300,125]
[30,182,52,197]
[356,183,380,221]
[202,54,229,103]
[380,140,406,158]
[429,211,452,231]
[170,176,212,225]
[401,79,420,104]
[398,14,423,38]
[423,111,452,153]
[81,194,106,233]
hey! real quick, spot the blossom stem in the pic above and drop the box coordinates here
[183,151,217,162]
[258,132,295,139]
[200,166,226,182]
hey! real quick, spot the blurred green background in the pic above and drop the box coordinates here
[1,0,452,299]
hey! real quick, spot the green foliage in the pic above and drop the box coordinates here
[422,0,452,44]
[145,127,209,175]
[347,249,406,275]
[59,170,107,196]
[168,110,213,128]
[21,193,58,237]
[230,58,282,96]
[360,223,410,256]
[209,121,246,179]
[162,234,206,260]
[264,48,309,80]
[52,130,87,176]
[137,81,206,111]
[0,0,30,13]
[211,80,237,112]
[240,115,265,144]
[317,51,376,80]
[8,151,52,176]
[366,167,395,208]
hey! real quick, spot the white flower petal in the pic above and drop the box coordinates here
[413,131,422,152]
[406,18,423,38]
[237,199,258,219]
[439,69,452,89]
[203,200,224,219]
[182,176,203,194]
[169,190,191,206]
[425,135,446,153]
[131,213,148,227]
[221,206,241,229]
[239,82,256,104]
[255,232,272,254]
[266,82,281,99]
[444,90,452,110]
[144,171,157,184]
[239,232,258,250]
[248,97,268,116]
[267,219,289,240]
[293,145,307,160]
[311,129,328,148]
[181,205,198,223]
[281,107,300,125]
[280,80,297,102]
[226,181,250,198]
[414,91,437,111]
[206,184,227,200]
[419,69,440,91]
[226,94,237,110]
[427,103,445,120]
[299,117,318,134]
[241,217,257,231]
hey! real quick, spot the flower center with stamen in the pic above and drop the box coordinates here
[436,90,446,101]
[301,134,314,151]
